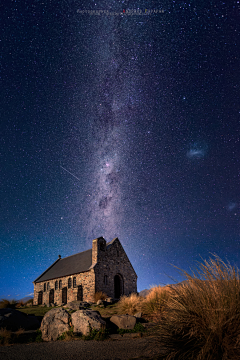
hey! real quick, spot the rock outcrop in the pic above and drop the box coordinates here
[71,310,106,336]
[40,308,70,341]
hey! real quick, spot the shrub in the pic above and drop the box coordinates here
[0,328,12,346]
[25,299,33,305]
[156,253,240,359]
[94,291,107,302]
[118,293,143,315]
[35,329,43,342]
[117,322,146,335]
[15,300,25,308]
[83,328,109,341]
[0,299,17,309]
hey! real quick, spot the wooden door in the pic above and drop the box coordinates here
[77,285,83,301]
[49,289,54,304]
[62,287,67,304]
[38,291,43,305]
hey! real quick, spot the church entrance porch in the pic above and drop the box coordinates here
[114,274,124,299]
[62,287,67,304]
[49,289,54,304]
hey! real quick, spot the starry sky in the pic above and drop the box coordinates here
[1,1,240,300]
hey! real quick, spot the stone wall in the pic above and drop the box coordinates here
[33,269,95,305]
[94,238,137,298]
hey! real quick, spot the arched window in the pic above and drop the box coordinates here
[59,280,62,289]
[44,283,46,292]
[55,281,58,290]
[116,250,119,257]
[73,277,76,288]
[68,277,72,288]
[47,282,50,290]
[104,275,108,285]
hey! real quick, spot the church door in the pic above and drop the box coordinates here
[49,289,54,304]
[77,285,83,301]
[62,287,67,304]
[114,274,123,299]
[38,291,43,305]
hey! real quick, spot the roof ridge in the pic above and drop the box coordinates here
[61,248,91,260]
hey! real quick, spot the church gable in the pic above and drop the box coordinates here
[94,237,137,298]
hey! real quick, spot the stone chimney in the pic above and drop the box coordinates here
[92,237,106,264]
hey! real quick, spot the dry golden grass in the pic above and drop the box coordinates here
[0,328,12,346]
[118,293,143,315]
[155,253,240,359]
[117,287,172,319]
[94,291,107,302]
[15,327,25,337]
[142,285,172,321]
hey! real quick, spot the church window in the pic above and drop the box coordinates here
[104,275,108,285]
[47,282,50,290]
[73,277,76,288]
[68,277,72,288]
[59,280,62,289]
[117,250,119,257]
[44,283,46,292]
[55,281,58,290]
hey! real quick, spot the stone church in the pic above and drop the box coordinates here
[33,237,137,306]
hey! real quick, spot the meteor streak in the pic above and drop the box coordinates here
[60,165,81,181]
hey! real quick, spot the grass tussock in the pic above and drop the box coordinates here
[118,288,171,319]
[156,253,240,360]
[118,293,144,315]
[0,328,12,346]
[94,291,107,302]
[142,285,172,321]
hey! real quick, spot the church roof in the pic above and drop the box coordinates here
[34,248,92,283]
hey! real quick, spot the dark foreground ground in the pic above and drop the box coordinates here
[0,336,164,360]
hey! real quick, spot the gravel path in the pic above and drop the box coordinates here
[0,336,164,360]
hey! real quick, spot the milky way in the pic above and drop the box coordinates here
[81,11,144,244]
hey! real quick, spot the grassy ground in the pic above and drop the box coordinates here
[18,306,52,317]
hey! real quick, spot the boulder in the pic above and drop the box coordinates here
[134,312,142,319]
[63,301,89,310]
[96,300,104,305]
[40,308,70,341]
[0,308,40,331]
[110,315,136,330]
[105,297,113,303]
[71,310,106,336]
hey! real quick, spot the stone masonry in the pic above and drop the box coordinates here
[33,237,137,306]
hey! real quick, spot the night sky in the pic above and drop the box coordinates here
[1,1,240,300]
